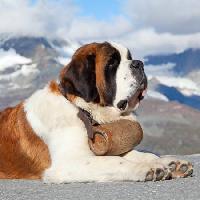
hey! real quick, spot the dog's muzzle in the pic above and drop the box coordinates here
[117,60,147,111]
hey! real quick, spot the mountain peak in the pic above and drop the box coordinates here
[145,48,200,75]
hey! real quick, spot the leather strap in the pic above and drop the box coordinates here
[58,83,98,139]
[77,109,94,139]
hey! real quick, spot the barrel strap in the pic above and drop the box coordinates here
[58,83,98,139]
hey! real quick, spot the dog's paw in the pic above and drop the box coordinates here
[133,162,172,182]
[159,157,193,179]
[144,164,172,181]
[42,168,68,184]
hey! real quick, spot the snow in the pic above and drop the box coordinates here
[61,43,80,56]
[0,48,39,99]
[145,63,175,77]
[145,63,200,99]
[0,63,39,92]
[154,76,198,90]
[0,48,40,96]
[0,48,32,71]
[147,90,169,101]
[51,40,80,65]
[150,76,200,96]
[57,57,71,65]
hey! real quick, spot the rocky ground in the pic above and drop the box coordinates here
[136,99,200,155]
[0,155,199,200]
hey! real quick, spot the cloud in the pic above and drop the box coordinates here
[81,28,200,58]
[66,15,133,40]
[124,0,200,34]
[1,0,200,58]
[65,0,200,58]
[0,48,31,71]
[0,0,132,40]
[0,0,77,37]
[114,29,200,58]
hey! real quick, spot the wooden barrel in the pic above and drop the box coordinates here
[88,119,143,156]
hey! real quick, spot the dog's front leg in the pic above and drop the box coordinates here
[120,114,193,180]
[41,126,156,183]
[43,156,159,183]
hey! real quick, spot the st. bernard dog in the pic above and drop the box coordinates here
[0,42,193,183]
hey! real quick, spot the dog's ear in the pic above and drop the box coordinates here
[59,53,99,103]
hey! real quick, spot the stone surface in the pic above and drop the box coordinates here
[0,155,199,200]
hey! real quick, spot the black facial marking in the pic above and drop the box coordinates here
[127,49,132,60]
[60,54,99,102]
[130,60,145,85]
[107,52,120,69]
[104,51,121,105]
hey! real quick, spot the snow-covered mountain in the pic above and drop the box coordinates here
[145,48,200,75]
[0,34,80,109]
[144,48,200,110]
[1,34,199,111]
[0,34,200,114]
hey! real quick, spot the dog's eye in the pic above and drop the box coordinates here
[108,59,118,68]
[108,53,120,68]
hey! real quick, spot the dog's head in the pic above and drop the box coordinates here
[59,42,147,113]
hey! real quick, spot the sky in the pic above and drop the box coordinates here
[1,0,200,58]
[74,0,122,20]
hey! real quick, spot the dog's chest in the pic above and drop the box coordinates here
[24,86,93,160]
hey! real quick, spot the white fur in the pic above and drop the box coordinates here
[74,97,121,123]
[24,85,93,157]
[110,42,138,108]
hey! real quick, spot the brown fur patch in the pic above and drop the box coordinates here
[95,43,117,105]
[66,94,77,102]
[49,80,61,95]
[59,42,117,106]
[0,103,51,179]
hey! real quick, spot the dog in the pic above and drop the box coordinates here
[0,42,193,182]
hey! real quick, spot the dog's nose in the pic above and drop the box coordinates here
[130,60,144,69]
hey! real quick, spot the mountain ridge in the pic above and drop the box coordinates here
[145,48,200,75]
[0,34,199,155]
